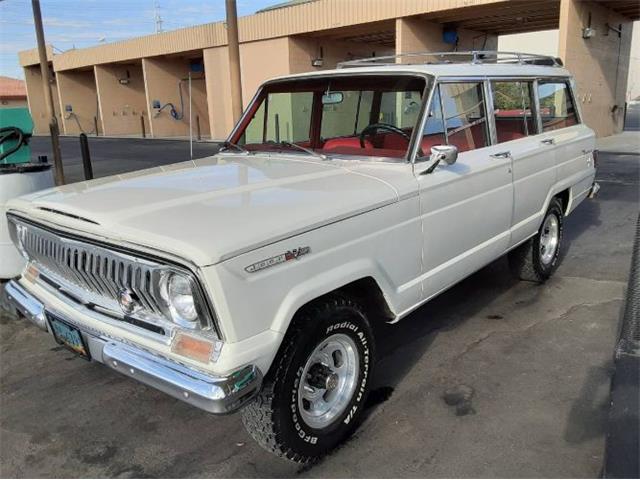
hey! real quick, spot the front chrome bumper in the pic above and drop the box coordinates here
[4,280,262,414]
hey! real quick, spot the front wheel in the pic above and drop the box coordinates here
[241,294,375,463]
[509,198,564,282]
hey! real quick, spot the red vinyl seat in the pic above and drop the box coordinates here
[322,137,372,151]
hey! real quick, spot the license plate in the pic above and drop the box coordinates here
[48,314,91,360]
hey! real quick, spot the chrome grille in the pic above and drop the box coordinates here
[11,217,164,317]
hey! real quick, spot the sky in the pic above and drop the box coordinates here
[0,0,282,79]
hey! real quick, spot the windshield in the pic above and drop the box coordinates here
[231,75,428,160]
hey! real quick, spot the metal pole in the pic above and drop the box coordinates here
[32,0,64,185]
[79,133,94,180]
[140,115,146,138]
[226,0,243,123]
[94,116,99,136]
[189,72,193,159]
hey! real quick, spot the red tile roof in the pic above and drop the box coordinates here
[0,76,27,99]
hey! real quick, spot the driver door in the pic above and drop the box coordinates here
[416,80,513,300]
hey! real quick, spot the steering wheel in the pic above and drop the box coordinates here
[359,123,424,157]
[359,123,410,148]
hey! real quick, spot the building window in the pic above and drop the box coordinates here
[537,81,579,132]
[422,82,489,153]
[491,81,538,143]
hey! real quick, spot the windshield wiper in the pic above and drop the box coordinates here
[277,141,327,160]
[218,141,249,154]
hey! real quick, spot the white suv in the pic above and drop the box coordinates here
[5,52,598,463]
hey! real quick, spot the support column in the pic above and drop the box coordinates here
[23,65,62,135]
[558,0,634,136]
[203,37,295,140]
[203,46,234,140]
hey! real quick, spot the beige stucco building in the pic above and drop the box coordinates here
[19,0,639,139]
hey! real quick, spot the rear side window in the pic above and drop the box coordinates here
[491,81,538,143]
[537,81,579,132]
[422,82,489,153]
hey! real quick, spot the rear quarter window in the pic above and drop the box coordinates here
[537,81,579,132]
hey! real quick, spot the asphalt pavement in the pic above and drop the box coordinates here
[0,143,638,477]
[28,136,221,184]
[625,101,640,131]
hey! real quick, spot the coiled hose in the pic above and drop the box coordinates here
[0,126,29,162]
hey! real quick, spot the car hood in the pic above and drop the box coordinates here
[8,154,400,266]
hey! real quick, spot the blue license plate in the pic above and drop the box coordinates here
[48,314,90,360]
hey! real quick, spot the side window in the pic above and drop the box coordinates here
[423,82,489,153]
[537,81,579,132]
[491,81,539,143]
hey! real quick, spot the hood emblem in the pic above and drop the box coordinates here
[245,246,311,273]
[118,289,141,314]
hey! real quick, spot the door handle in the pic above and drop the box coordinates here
[541,138,555,145]
[490,151,511,159]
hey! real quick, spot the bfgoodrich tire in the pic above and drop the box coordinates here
[509,198,564,282]
[241,294,375,464]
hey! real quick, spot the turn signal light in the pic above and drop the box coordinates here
[171,332,214,364]
[24,263,39,283]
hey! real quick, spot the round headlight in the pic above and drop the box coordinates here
[161,272,199,328]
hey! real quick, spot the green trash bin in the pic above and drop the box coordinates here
[0,107,53,279]
[0,107,33,165]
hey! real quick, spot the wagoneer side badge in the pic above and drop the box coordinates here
[245,247,311,273]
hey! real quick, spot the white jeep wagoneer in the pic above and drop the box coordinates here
[5,51,599,462]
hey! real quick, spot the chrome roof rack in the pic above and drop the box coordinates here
[337,51,563,69]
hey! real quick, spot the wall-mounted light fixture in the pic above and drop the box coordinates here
[118,69,131,85]
[312,46,324,67]
[582,11,596,39]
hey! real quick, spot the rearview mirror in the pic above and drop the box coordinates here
[322,92,344,105]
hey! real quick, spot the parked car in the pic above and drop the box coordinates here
[4,51,599,463]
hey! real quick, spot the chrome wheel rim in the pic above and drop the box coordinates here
[540,214,559,265]
[298,333,359,429]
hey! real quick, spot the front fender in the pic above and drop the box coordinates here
[269,258,396,334]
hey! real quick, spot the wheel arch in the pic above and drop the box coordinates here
[270,262,397,336]
[554,188,570,215]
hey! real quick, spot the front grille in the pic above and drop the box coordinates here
[10,216,164,319]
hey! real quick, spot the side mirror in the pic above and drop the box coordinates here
[431,145,458,165]
[419,144,458,175]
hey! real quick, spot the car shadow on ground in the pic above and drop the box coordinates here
[558,197,602,269]
[368,257,517,387]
